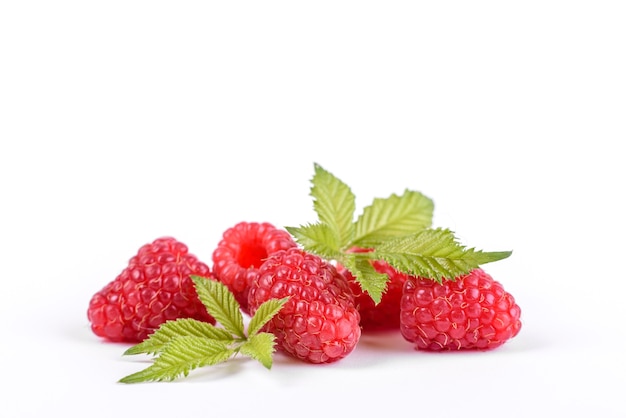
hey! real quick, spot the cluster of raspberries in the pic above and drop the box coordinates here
[88,222,522,364]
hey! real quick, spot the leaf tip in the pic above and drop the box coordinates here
[118,373,143,384]
[122,346,140,356]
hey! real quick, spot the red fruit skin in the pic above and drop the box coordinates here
[87,237,216,343]
[248,248,361,364]
[212,221,297,314]
[400,268,522,351]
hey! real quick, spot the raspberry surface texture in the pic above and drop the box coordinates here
[87,237,216,343]
[248,248,361,364]
[212,221,297,314]
[400,268,522,350]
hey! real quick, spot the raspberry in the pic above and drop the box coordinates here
[400,268,522,351]
[248,248,361,364]
[87,237,216,343]
[212,221,297,314]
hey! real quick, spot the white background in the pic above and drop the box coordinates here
[1,1,625,417]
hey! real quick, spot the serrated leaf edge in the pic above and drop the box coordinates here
[119,336,234,384]
[247,297,289,337]
[191,275,246,338]
[124,318,235,356]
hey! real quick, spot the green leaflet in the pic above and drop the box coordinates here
[239,333,277,370]
[353,189,434,247]
[310,163,356,250]
[124,319,234,356]
[190,275,245,338]
[119,337,234,383]
[374,228,512,282]
[247,297,289,337]
[340,252,388,305]
[285,223,343,258]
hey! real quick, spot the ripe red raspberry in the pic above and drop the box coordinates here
[400,268,522,351]
[212,221,297,314]
[87,237,216,343]
[248,248,361,364]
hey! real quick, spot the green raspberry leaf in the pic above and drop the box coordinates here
[285,223,343,258]
[353,189,434,247]
[374,228,512,282]
[119,278,289,383]
[123,318,235,356]
[190,276,245,339]
[247,297,289,337]
[341,253,389,305]
[119,336,234,384]
[471,250,514,265]
[310,163,356,250]
[238,332,277,370]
